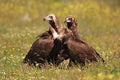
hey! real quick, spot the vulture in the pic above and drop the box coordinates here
[23,14,72,67]
[23,14,61,66]
[64,16,105,67]
[52,16,104,67]
[43,14,73,65]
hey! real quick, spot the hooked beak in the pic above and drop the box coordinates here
[43,16,52,21]
[64,18,71,23]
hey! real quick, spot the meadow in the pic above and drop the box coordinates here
[0,0,120,80]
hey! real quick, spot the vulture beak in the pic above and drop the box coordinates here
[64,18,71,23]
[43,16,52,21]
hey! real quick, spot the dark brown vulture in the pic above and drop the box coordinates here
[23,14,66,67]
[59,16,104,67]
[65,16,104,67]
[44,14,73,65]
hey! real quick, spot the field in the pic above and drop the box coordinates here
[0,0,120,80]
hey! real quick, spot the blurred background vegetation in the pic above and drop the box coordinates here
[0,0,120,27]
[0,0,120,80]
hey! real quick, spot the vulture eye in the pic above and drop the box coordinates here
[69,18,73,21]
[49,16,53,19]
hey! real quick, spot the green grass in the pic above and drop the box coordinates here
[0,0,120,80]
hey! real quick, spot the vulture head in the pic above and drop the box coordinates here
[44,14,60,32]
[64,16,77,30]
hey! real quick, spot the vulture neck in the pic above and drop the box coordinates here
[67,23,80,40]
[49,25,59,39]
[49,20,60,33]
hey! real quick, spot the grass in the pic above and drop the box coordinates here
[0,0,120,80]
